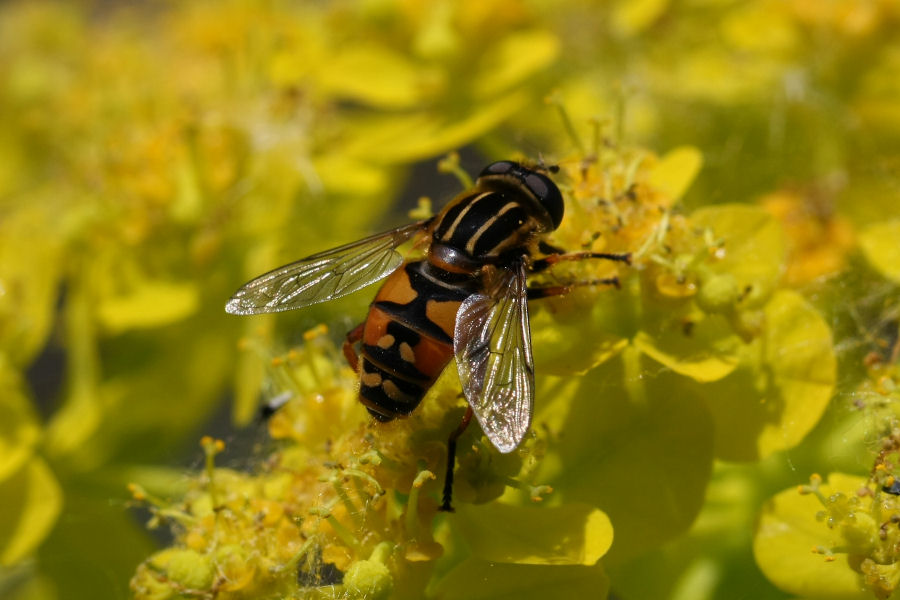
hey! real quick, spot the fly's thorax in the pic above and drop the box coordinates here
[427,243,481,274]
[476,161,564,231]
[431,187,552,263]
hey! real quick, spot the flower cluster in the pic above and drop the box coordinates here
[756,343,900,599]
[128,135,842,597]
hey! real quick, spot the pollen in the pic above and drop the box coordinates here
[201,436,225,454]
[127,483,146,501]
[304,324,329,340]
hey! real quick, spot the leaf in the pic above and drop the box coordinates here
[696,290,835,461]
[95,328,232,462]
[0,365,41,482]
[471,30,559,98]
[43,386,104,462]
[43,281,101,460]
[607,462,776,600]
[858,220,900,283]
[633,205,786,387]
[433,558,609,600]
[690,204,786,307]
[343,91,528,164]
[36,486,157,598]
[611,0,670,35]
[530,286,634,376]
[0,205,62,367]
[754,473,871,600]
[115,465,191,498]
[647,146,703,202]
[535,348,714,561]
[233,346,269,427]
[0,457,62,566]
[316,43,427,109]
[312,155,392,197]
[452,502,613,566]
[97,280,199,334]
[720,3,797,53]
[633,309,741,383]
[652,46,782,103]
[758,290,836,455]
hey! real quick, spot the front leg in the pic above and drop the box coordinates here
[530,251,631,274]
[527,277,621,300]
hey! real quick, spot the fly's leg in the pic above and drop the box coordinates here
[440,405,474,512]
[342,323,365,373]
[530,250,631,273]
[528,244,629,296]
[527,276,621,300]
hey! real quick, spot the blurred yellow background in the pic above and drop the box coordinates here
[2,0,900,598]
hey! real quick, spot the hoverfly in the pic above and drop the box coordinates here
[226,161,629,510]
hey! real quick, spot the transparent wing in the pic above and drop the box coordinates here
[454,261,534,453]
[225,221,427,315]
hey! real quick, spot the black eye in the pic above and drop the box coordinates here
[524,174,548,198]
[478,161,564,230]
[527,172,564,230]
[480,161,517,176]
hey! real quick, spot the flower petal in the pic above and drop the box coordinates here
[452,502,613,566]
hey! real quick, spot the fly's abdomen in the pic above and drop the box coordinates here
[357,261,470,421]
[359,310,455,420]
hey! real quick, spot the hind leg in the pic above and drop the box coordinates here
[439,405,474,512]
[342,323,365,373]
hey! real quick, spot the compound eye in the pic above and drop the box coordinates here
[480,161,518,177]
[527,172,564,230]
[524,174,548,198]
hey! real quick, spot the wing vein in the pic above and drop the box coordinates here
[454,262,534,453]
[225,221,427,315]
